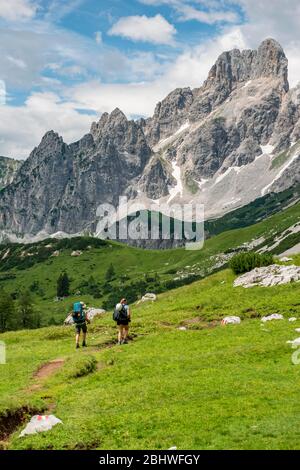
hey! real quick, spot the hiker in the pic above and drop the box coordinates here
[73,301,89,349]
[113,298,131,345]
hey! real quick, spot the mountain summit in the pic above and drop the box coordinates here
[0,39,300,243]
[205,38,288,91]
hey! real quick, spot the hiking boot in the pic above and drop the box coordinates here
[82,341,87,347]
[117,340,122,345]
[123,339,128,344]
[76,343,80,349]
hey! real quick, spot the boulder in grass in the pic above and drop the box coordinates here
[87,308,106,322]
[137,293,157,304]
[234,265,300,288]
[64,308,106,325]
[71,250,82,257]
[142,293,157,302]
[221,316,241,325]
[261,314,284,322]
[289,317,297,322]
[64,313,74,325]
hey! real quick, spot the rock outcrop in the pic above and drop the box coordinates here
[234,264,300,288]
[0,156,21,190]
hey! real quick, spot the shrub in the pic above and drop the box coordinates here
[55,237,107,252]
[18,291,35,329]
[0,273,16,281]
[105,264,115,282]
[0,289,16,332]
[230,251,274,275]
[57,272,70,297]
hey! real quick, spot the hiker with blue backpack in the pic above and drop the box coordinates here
[113,298,131,345]
[73,301,90,349]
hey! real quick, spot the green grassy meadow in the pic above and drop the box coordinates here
[0,199,299,326]
[1,265,300,450]
[1,199,300,449]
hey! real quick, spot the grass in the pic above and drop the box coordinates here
[271,140,300,170]
[1,264,300,449]
[0,199,299,326]
[271,149,290,170]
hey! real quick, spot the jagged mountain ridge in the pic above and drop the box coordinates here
[1,38,300,242]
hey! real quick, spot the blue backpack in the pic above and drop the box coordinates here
[73,302,85,323]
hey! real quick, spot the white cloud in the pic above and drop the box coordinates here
[66,81,168,119]
[177,4,239,24]
[64,28,246,119]
[137,1,300,88]
[232,0,300,86]
[0,0,37,22]
[108,14,177,46]
[285,42,300,89]
[139,0,240,24]
[3,0,300,160]
[0,25,166,91]
[0,92,93,158]
[43,0,84,23]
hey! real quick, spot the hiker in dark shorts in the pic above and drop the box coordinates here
[116,298,131,345]
[72,301,89,349]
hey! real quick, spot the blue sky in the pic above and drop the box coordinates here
[0,0,300,158]
[2,0,244,99]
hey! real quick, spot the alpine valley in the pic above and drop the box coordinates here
[1,38,300,244]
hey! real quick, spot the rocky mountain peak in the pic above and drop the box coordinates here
[204,38,288,92]
[90,108,129,141]
[254,38,288,88]
[39,130,63,146]
[110,107,127,120]
[24,130,66,166]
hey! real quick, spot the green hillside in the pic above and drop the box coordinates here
[108,185,300,244]
[0,199,300,327]
[1,260,300,450]
[205,184,300,236]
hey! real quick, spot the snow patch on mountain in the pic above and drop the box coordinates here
[261,144,274,155]
[168,160,183,203]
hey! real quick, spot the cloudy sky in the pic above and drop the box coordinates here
[1,0,300,159]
